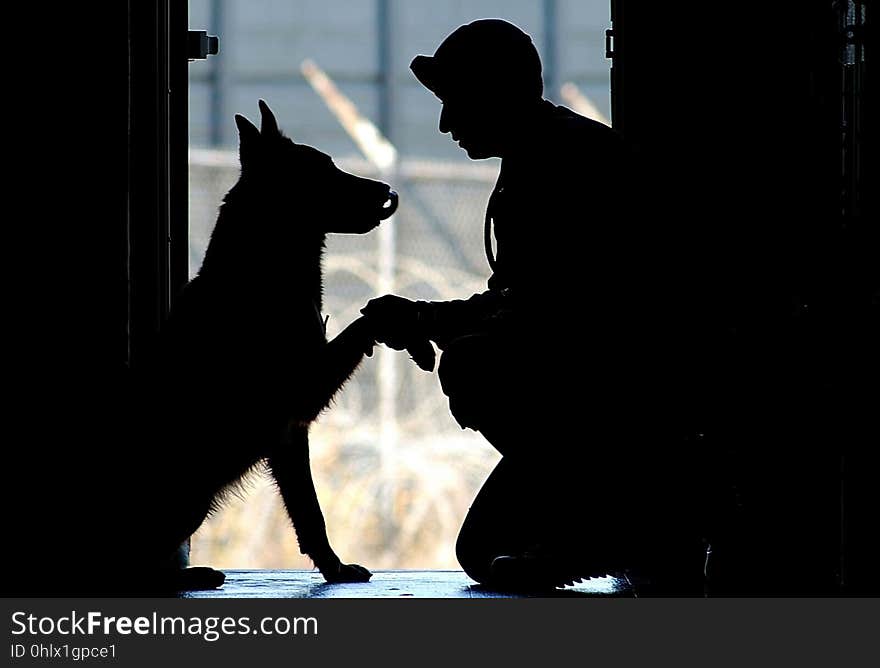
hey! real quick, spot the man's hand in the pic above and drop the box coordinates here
[361,295,436,372]
[360,295,421,351]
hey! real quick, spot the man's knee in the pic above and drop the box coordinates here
[437,336,501,430]
[455,519,493,585]
[437,335,497,397]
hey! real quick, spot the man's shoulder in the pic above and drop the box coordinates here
[504,101,625,185]
[508,101,623,160]
[543,102,622,149]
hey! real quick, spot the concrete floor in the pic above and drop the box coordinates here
[181,569,633,598]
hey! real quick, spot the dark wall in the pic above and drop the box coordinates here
[10,12,129,404]
[612,1,877,592]
[7,3,155,590]
[16,4,131,375]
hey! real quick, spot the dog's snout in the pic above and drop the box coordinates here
[379,190,398,220]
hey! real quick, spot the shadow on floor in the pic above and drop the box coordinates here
[180,569,634,599]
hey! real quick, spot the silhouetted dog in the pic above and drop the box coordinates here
[137,101,400,589]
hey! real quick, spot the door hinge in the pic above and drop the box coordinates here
[605,29,614,59]
[188,30,219,61]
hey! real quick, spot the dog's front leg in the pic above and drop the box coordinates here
[296,316,375,422]
[321,315,375,394]
[268,427,371,583]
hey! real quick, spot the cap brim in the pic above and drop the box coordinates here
[410,55,446,96]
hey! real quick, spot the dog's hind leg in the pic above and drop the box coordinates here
[267,428,371,583]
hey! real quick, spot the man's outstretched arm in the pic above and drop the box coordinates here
[361,288,510,352]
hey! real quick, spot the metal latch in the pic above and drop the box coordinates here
[188,30,219,61]
[605,29,614,59]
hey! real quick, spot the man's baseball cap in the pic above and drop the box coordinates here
[410,19,543,101]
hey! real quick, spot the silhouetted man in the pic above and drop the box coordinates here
[363,19,702,591]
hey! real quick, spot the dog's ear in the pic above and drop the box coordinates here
[234,113,260,168]
[258,99,280,137]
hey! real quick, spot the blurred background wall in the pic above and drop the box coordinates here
[187,0,612,570]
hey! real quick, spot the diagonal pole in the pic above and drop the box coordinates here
[301,58,400,471]
[560,81,611,126]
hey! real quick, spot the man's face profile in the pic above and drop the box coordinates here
[438,92,506,160]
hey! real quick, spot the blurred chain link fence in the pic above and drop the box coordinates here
[188,149,503,569]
